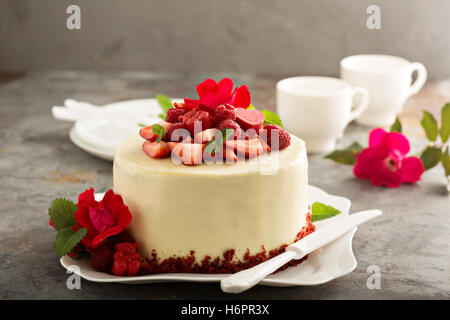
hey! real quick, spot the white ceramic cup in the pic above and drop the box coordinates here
[277,76,369,153]
[340,54,427,127]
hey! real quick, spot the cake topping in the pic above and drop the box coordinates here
[140,77,291,165]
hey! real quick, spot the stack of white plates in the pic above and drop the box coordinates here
[53,98,180,161]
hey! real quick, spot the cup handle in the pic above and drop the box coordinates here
[408,62,427,96]
[348,87,369,123]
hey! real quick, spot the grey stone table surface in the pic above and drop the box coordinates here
[0,71,449,300]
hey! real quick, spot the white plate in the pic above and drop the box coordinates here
[68,98,181,161]
[61,185,356,287]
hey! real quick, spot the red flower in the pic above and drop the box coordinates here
[74,188,132,249]
[184,77,251,111]
[354,128,425,188]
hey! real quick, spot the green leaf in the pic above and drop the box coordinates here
[48,198,77,231]
[421,111,438,141]
[247,104,256,110]
[390,117,402,133]
[137,123,146,128]
[205,129,234,154]
[420,146,442,170]
[156,94,173,120]
[440,103,450,143]
[152,124,165,143]
[54,227,87,258]
[441,147,450,177]
[261,110,284,128]
[324,142,364,165]
[311,202,342,222]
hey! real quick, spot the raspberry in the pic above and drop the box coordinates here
[127,260,140,276]
[218,120,242,140]
[165,122,189,142]
[262,124,291,150]
[112,258,127,276]
[115,242,138,255]
[179,108,212,136]
[89,245,114,272]
[165,108,186,123]
[112,241,142,276]
[215,104,237,122]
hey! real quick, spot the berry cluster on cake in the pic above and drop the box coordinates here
[138,77,291,165]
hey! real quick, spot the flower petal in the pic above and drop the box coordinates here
[229,85,251,109]
[368,128,387,147]
[199,91,230,109]
[91,225,124,248]
[353,148,376,180]
[184,98,200,109]
[387,132,410,156]
[218,77,233,94]
[196,79,218,96]
[401,156,425,183]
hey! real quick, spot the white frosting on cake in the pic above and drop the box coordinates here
[113,134,308,262]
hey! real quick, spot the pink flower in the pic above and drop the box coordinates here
[184,77,251,111]
[353,128,425,188]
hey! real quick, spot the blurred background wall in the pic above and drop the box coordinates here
[1,0,449,79]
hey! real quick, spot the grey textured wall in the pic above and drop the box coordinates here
[1,0,450,79]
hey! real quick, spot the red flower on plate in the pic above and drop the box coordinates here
[184,77,251,111]
[74,188,132,249]
[353,128,425,188]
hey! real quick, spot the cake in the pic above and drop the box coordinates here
[112,77,314,273]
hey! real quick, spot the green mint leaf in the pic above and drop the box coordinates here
[137,123,146,128]
[156,94,173,120]
[205,139,217,155]
[311,202,342,222]
[441,147,450,177]
[421,111,438,141]
[54,227,87,258]
[222,128,235,141]
[48,198,77,231]
[247,104,256,110]
[152,124,165,143]
[262,110,284,128]
[420,146,442,170]
[440,103,450,143]
[390,117,402,133]
[324,142,364,165]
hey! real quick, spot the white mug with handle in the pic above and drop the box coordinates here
[340,54,427,127]
[277,76,369,153]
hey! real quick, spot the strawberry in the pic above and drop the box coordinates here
[142,141,170,159]
[226,139,263,158]
[235,108,264,131]
[167,142,179,152]
[139,121,172,141]
[194,128,220,144]
[172,143,205,165]
[258,137,271,153]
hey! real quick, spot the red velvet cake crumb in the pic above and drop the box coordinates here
[138,213,315,275]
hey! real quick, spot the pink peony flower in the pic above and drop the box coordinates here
[353,128,425,188]
[184,77,251,111]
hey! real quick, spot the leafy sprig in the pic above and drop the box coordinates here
[156,94,174,120]
[311,202,342,222]
[152,124,166,143]
[205,129,235,154]
[49,198,88,258]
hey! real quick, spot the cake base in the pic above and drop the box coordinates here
[138,213,315,275]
